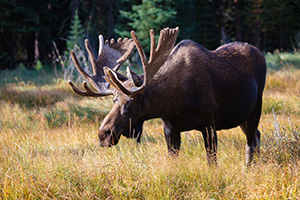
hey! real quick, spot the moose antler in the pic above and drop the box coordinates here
[104,27,179,96]
[68,34,136,97]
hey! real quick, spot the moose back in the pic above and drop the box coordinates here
[69,27,266,165]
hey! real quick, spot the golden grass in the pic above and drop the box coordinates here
[0,68,300,199]
[263,68,300,116]
[0,116,299,199]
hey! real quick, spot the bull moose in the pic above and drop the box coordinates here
[68,27,266,165]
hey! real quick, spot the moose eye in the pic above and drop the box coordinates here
[121,99,134,115]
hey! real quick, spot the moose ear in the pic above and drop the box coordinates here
[115,71,128,82]
[126,67,143,87]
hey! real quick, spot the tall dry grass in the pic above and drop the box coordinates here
[0,64,299,199]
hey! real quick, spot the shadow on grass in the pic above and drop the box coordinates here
[0,84,73,109]
[44,102,109,128]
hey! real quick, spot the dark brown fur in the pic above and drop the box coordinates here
[99,40,266,165]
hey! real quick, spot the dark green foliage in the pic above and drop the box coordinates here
[61,10,87,81]
[241,0,300,51]
[0,0,70,69]
[115,0,177,52]
[1,0,300,70]
[67,10,85,51]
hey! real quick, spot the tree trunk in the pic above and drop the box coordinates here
[26,32,35,69]
[234,0,243,41]
[34,32,39,63]
[0,30,3,53]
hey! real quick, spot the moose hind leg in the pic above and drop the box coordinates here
[163,121,181,156]
[240,98,262,166]
[201,125,218,165]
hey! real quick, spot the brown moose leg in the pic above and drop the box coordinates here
[163,121,181,156]
[201,125,218,165]
[240,97,262,166]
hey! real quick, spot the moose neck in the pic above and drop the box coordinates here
[141,70,180,121]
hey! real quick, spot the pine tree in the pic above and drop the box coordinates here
[66,10,85,51]
[58,9,88,81]
[115,0,176,53]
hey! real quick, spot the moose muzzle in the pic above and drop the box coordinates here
[98,127,120,147]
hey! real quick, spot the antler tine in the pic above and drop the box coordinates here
[98,35,104,56]
[85,39,97,75]
[156,28,166,52]
[105,27,180,96]
[146,27,179,81]
[97,35,136,72]
[112,37,136,71]
[82,82,114,96]
[110,38,115,45]
[148,29,156,64]
[68,80,113,97]
[104,67,132,96]
[68,80,89,96]
[71,50,92,81]
[131,31,148,67]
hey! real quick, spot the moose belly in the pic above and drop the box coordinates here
[212,75,259,130]
[215,111,251,130]
[214,93,258,130]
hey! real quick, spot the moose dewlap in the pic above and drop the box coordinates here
[69,27,266,166]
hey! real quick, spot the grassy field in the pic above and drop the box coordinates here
[0,54,300,199]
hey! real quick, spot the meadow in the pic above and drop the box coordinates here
[0,51,300,199]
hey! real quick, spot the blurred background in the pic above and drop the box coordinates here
[0,0,300,72]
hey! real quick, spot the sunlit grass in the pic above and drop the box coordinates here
[263,68,300,116]
[0,111,299,199]
[0,57,300,198]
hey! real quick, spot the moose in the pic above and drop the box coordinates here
[69,27,266,165]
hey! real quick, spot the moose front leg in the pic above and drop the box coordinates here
[163,121,181,156]
[122,120,144,143]
[201,125,218,165]
[133,120,144,143]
